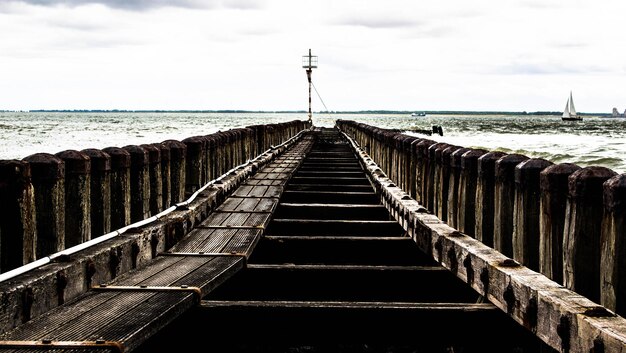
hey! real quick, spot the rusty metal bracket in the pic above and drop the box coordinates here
[0,339,124,352]
[196,225,265,230]
[213,210,274,214]
[228,195,281,199]
[159,251,246,257]
[91,284,202,304]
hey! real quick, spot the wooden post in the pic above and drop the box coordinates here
[140,144,163,216]
[415,139,436,205]
[563,166,617,303]
[22,153,65,258]
[81,149,112,238]
[215,132,227,177]
[157,142,171,210]
[205,135,217,182]
[600,173,626,315]
[161,140,186,205]
[122,145,150,223]
[475,151,507,247]
[427,143,450,211]
[408,139,420,199]
[494,153,529,257]
[436,145,460,222]
[200,135,211,185]
[458,148,489,236]
[55,150,91,247]
[539,163,581,284]
[0,160,36,272]
[447,147,470,229]
[103,147,131,230]
[182,136,204,195]
[512,158,554,271]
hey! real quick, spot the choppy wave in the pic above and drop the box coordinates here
[0,112,624,174]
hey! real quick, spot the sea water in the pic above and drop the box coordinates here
[0,111,624,174]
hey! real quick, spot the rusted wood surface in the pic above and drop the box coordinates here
[563,166,618,303]
[55,149,92,248]
[435,144,459,221]
[475,151,507,247]
[447,147,470,230]
[494,154,529,257]
[458,148,488,236]
[22,153,65,259]
[539,163,581,284]
[512,158,553,272]
[601,174,626,316]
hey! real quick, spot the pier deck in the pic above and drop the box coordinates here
[0,127,624,352]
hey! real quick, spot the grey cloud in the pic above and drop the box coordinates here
[332,15,420,29]
[492,63,608,75]
[11,0,264,10]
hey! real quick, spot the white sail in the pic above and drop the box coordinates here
[562,91,577,118]
[568,91,576,116]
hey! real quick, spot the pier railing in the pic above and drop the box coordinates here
[336,119,626,318]
[0,120,311,274]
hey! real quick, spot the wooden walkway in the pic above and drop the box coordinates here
[0,127,573,352]
[135,128,546,352]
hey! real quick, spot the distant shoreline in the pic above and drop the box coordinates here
[0,109,610,117]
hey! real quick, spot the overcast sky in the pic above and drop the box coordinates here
[1,0,625,112]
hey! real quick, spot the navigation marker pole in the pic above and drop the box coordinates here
[302,49,317,123]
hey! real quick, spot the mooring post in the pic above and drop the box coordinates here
[55,150,91,247]
[0,160,36,272]
[81,148,112,239]
[475,151,507,247]
[448,147,470,230]
[494,153,529,257]
[140,144,163,217]
[512,158,554,271]
[600,173,626,316]
[161,140,186,205]
[563,166,617,303]
[103,147,131,230]
[458,148,489,236]
[21,153,65,259]
[538,163,581,284]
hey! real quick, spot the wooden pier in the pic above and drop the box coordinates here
[0,124,625,352]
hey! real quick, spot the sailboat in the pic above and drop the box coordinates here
[562,91,583,121]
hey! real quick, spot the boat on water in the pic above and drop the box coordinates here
[562,91,583,121]
[411,112,426,117]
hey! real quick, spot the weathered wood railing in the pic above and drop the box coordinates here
[0,120,311,274]
[336,119,626,317]
[336,121,626,352]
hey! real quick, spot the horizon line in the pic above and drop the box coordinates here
[0,109,611,116]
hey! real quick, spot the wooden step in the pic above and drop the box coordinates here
[273,203,392,220]
[280,190,379,204]
[205,264,480,303]
[248,236,436,266]
[264,219,406,237]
